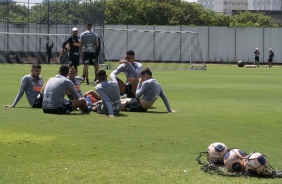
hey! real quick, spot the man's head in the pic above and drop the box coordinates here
[68,67,76,80]
[72,27,78,36]
[31,64,41,79]
[86,23,92,31]
[59,65,69,77]
[96,70,107,82]
[139,68,152,81]
[125,50,135,63]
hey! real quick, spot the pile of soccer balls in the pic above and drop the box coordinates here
[206,142,271,176]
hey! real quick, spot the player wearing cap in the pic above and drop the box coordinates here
[61,27,80,74]
[254,48,260,67]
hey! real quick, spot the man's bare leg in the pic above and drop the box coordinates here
[83,64,89,84]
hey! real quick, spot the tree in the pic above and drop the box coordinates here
[105,0,231,26]
[0,0,279,27]
[230,11,278,27]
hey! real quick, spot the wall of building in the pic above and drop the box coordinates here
[249,0,282,11]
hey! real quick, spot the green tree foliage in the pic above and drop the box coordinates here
[0,0,278,27]
[105,0,231,26]
[230,11,278,27]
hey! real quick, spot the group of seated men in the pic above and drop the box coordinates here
[4,50,174,117]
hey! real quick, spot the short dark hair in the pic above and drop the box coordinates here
[86,23,92,28]
[126,50,135,56]
[96,70,106,78]
[59,65,69,76]
[32,64,41,70]
[140,68,152,76]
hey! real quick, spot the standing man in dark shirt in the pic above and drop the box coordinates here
[61,27,80,74]
[268,48,274,68]
[46,38,54,64]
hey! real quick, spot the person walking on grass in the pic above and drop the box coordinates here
[4,64,43,108]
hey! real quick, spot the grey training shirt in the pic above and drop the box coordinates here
[95,80,121,115]
[110,62,142,85]
[12,74,43,107]
[42,75,80,109]
[136,78,172,112]
[80,30,98,53]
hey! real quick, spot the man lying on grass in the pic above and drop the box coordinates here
[120,67,175,113]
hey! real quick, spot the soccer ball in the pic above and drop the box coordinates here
[207,142,228,164]
[237,60,245,67]
[244,152,270,175]
[224,149,246,172]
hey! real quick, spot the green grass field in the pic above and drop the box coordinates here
[1,63,282,183]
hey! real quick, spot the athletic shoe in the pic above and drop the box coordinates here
[92,80,99,85]
[86,79,89,85]
[121,94,127,99]
[80,75,85,82]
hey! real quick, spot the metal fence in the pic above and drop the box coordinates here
[1,24,282,64]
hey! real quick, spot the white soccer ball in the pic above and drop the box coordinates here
[224,149,246,172]
[207,142,228,164]
[244,152,270,175]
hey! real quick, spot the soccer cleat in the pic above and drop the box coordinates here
[92,80,99,85]
[80,75,85,82]
[86,79,89,85]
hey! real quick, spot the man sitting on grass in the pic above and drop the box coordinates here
[67,67,83,100]
[120,67,174,113]
[4,64,43,108]
[41,65,88,114]
[92,70,121,117]
[110,50,142,98]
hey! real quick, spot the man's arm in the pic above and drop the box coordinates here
[79,35,84,58]
[135,79,149,99]
[61,40,68,56]
[110,65,123,82]
[6,77,28,107]
[67,81,80,99]
[94,37,99,50]
[159,89,172,112]
[125,63,142,79]
[96,88,114,116]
